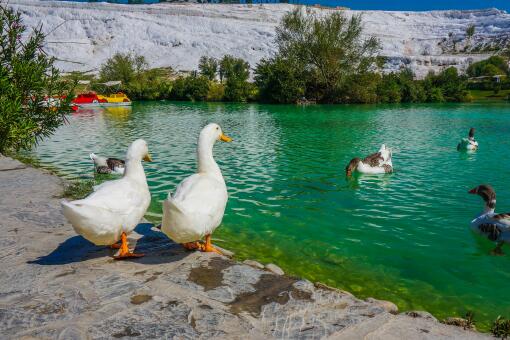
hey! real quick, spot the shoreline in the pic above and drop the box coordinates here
[0,155,491,339]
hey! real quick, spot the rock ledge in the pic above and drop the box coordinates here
[0,156,490,339]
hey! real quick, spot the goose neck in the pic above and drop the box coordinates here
[124,158,147,185]
[197,139,221,176]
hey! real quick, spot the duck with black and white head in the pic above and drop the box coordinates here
[468,184,510,255]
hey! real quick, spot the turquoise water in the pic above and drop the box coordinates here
[32,102,510,328]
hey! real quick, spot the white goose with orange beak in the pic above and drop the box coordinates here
[468,184,510,255]
[62,139,152,259]
[162,123,232,254]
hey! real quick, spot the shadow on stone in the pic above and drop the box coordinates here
[27,235,106,265]
[132,223,192,265]
[27,223,189,265]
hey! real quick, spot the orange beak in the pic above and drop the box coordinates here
[219,133,232,142]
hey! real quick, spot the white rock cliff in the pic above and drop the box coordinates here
[10,0,510,78]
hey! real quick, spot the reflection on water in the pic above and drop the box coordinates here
[33,101,510,329]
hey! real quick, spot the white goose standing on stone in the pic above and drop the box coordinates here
[161,123,232,254]
[346,144,393,176]
[62,139,152,259]
[468,184,510,255]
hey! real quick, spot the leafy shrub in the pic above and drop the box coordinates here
[425,67,470,102]
[170,75,210,101]
[0,6,74,153]
[126,68,172,100]
[255,56,305,103]
[467,56,509,77]
[491,316,510,339]
[207,82,225,102]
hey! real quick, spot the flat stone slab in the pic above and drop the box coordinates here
[0,156,491,339]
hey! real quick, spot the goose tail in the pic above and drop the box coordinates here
[161,198,195,243]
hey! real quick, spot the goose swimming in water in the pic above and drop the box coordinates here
[457,128,478,151]
[90,153,125,175]
[63,140,152,259]
[468,184,510,255]
[346,144,393,176]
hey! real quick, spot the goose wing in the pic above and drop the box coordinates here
[171,174,227,218]
[107,158,125,169]
[363,152,384,167]
[73,179,144,216]
[491,213,510,230]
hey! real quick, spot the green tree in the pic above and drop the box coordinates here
[127,68,173,100]
[170,75,209,101]
[198,56,218,81]
[275,8,380,103]
[219,55,251,102]
[99,53,147,84]
[342,72,380,104]
[0,6,74,153]
[466,25,475,39]
[377,73,402,103]
[254,56,305,103]
[425,67,469,102]
[467,56,508,77]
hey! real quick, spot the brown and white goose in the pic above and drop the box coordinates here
[468,184,510,254]
[90,153,125,175]
[457,127,478,151]
[346,144,393,176]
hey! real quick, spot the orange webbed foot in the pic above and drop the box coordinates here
[112,232,144,260]
[182,242,201,251]
[198,234,223,255]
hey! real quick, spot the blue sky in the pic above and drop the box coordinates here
[298,0,510,12]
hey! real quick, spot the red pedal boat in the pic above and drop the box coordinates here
[72,92,108,107]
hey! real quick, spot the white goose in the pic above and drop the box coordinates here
[469,184,510,255]
[346,144,393,176]
[62,139,152,259]
[457,128,478,151]
[161,123,232,254]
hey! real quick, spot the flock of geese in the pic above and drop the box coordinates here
[62,124,509,259]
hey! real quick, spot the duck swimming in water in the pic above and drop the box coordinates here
[346,144,393,176]
[468,184,510,255]
[90,153,125,175]
[457,128,478,151]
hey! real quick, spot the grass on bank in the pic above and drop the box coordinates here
[470,89,510,101]
[491,316,510,339]
[62,180,95,200]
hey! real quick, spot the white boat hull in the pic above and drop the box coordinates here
[75,102,132,107]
